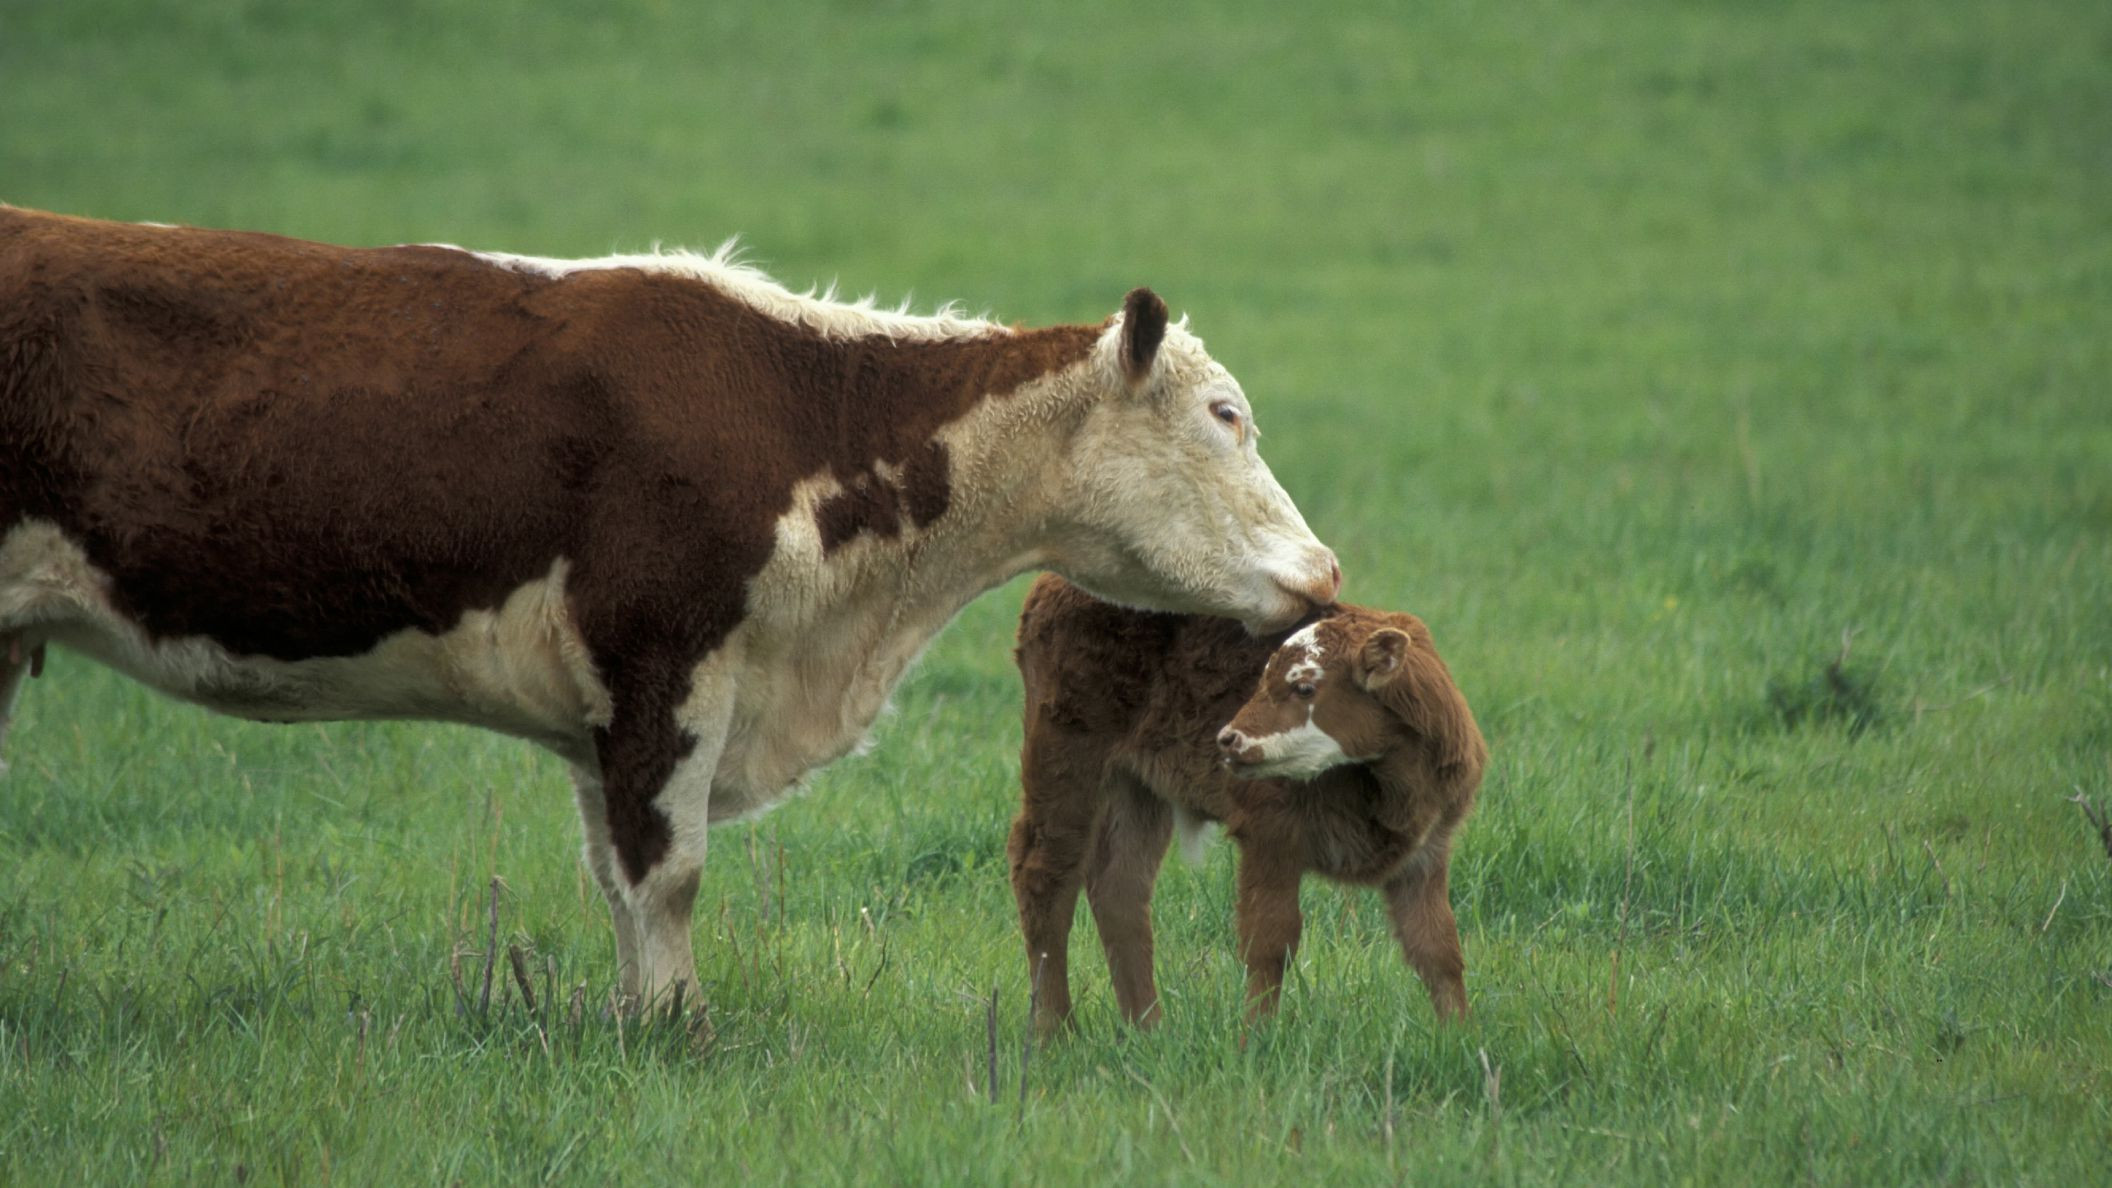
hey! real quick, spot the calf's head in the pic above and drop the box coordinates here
[1217,611,1476,781]
[1045,289,1338,634]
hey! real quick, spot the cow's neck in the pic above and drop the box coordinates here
[707,337,1092,812]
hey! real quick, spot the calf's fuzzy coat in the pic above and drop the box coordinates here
[1009,575,1485,1030]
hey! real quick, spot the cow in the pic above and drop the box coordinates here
[1009,575,1484,1032]
[0,206,1340,1010]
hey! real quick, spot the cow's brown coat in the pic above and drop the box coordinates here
[0,208,1098,880]
[1009,575,1486,1030]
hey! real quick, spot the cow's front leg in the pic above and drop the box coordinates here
[630,850,704,1013]
[596,669,735,1014]
[570,765,641,1002]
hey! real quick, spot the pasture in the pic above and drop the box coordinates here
[3,0,2108,1181]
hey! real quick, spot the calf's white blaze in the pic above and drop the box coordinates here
[1240,711,1355,780]
[1284,621,1326,685]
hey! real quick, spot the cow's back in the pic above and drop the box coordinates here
[0,209,635,660]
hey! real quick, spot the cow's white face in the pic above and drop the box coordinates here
[1048,291,1339,633]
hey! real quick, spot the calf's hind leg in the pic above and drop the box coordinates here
[1008,727,1112,1035]
[1382,846,1468,1021]
[1083,779,1173,1027]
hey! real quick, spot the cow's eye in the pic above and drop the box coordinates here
[1212,402,1241,429]
[1293,682,1316,699]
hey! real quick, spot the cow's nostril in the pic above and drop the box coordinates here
[1216,727,1242,753]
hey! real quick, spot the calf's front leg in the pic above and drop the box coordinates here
[1234,849,1304,1022]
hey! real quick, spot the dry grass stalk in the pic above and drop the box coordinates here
[507,943,538,1013]
[2069,789,2112,860]
[1922,838,1951,897]
[477,876,500,1016]
[1020,953,1044,1120]
[1610,758,1637,1017]
[985,985,1000,1105]
[1479,1047,1503,1155]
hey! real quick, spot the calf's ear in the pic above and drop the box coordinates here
[1355,628,1411,690]
[1120,287,1168,383]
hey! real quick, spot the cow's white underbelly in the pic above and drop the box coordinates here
[0,520,610,763]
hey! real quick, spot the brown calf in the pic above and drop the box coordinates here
[1010,574,1486,1031]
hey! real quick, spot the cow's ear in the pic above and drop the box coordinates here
[1119,287,1167,384]
[1355,628,1410,690]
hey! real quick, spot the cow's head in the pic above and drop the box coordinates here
[1045,289,1338,634]
[1216,611,1476,782]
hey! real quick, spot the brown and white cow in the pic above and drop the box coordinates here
[1010,575,1484,1031]
[0,207,1339,1008]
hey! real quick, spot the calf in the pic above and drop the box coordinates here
[1010,575,1485,1031]
[0,207,1340,1009]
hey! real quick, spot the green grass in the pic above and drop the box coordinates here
[4,0,2109,1181]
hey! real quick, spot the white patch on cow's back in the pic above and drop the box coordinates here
[0,520,609,763]
[440,238,1006,343]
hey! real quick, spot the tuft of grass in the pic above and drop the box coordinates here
[1763,632,1886,736]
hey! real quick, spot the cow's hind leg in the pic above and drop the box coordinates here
[570,765,641,1003]
[1382,843,1468,1021]
[0,635,38,779]
[1083,777,1173,1028]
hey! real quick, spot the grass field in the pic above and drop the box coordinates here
[4,0,2110,1181]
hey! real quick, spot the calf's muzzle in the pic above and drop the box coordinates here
[1216,725,1263,768]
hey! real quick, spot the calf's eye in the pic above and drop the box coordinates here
[1293,682,1316,699]
[1212,402,1241,428]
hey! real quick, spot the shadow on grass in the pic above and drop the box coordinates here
[1762,633,1885,737]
